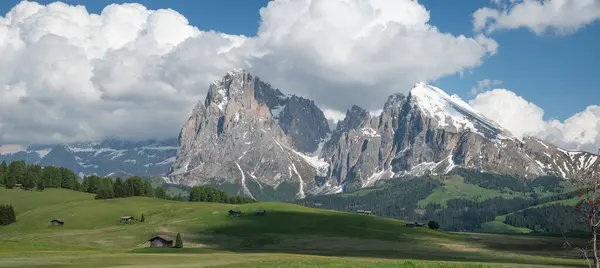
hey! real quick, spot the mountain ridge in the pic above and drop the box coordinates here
[167,69,600,200]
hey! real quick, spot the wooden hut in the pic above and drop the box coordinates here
[148,235,174,248]
[120,216,135,222]
[50,219,64,226]
[228,210,242,217]
[256,209,266,215]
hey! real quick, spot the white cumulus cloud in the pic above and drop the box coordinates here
[470,79,503,95]
[0,0,499,145]
[474,0,600,35]
[469,89,600,153]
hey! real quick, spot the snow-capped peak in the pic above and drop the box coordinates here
[409,82,512,139]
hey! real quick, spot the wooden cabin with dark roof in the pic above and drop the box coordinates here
[120,216,135,222]
[228,210,242,217]
[256,209,266,215]
[50,219,64,226]
[148,235,173,248]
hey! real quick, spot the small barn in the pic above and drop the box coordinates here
[356,210,365,214]
[229,210,242,217]
[406,221,424,227]
[50,219,64,226]
[120,216,134,222]
[256,209,266,215]
[364,210,373,215]
[148,235,174,248]
[14,184,22,188]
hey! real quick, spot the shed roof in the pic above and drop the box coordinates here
[148,235,173,242]
[51,219,64,223]
[229,210,241,213]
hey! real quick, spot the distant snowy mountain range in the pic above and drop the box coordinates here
[0,139,178,178]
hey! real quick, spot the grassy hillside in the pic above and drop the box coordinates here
[0,188,588,267]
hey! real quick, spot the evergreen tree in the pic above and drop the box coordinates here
[5,169,16,189]
[140,214,145,223]
[37,176,45,191]
[428,221,440,230]
[23,166,39,190]
[0,204,16,226]
[59,167,77,189]
[174,233,183,248]
[41,166,61,188]
[0,160,7,186]
[154,186,166,199]
[8,161,26,185]
[113,178,126,198]
[8,205,16,223]
[143,181,153,197]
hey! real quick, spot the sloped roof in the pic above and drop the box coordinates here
[148,235,173,242]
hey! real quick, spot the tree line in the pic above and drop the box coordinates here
[504,204,587,233]
[0,160,79,191]
[0,204,16,226]
[1,160,256,204]
[189,186,257,204]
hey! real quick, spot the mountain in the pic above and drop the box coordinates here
[320,82,600,192]
[0,139,178,177]
[169,70,329,201]
[169,70,600,200]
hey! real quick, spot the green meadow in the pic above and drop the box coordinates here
[0,188,590,267]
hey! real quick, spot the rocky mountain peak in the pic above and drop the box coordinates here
[407,82,512,139]
[168,71,599,200]
[205,69,257,112]
[337,105,371,132]
[384,93,407,110]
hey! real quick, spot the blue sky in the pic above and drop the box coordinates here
[0,0,598,149]
[0,0,596,121]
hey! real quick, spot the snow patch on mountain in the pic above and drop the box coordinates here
[410,82,511,139]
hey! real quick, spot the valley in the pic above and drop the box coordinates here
[0,188,589,267]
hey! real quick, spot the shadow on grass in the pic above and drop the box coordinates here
[140,210,586,267]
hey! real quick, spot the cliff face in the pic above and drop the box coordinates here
[169,71,600,200]
[169,70,324,200]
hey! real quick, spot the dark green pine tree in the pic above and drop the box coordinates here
[143,181,153,197]
[154,186,166,199]
[0,160,7,186]
[140,214,145,223]
[23,168,37,190]
[41,166,61,188]
[0,205,7,225]
[5,169,16,189]
[174,233,183,248]
[113,178,126,198]
[0,204,16,226]
[37,176,45,191]
[7,161,26,185]
[8,205,16,224]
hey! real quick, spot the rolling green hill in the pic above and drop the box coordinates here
[0,187,589,267]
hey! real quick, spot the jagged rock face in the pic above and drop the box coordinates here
[170,70,321,201]
[254,79,330,153]
[320,83,600,191]
[170,71,599,199]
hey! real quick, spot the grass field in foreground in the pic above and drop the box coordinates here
[0,188,589,267]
